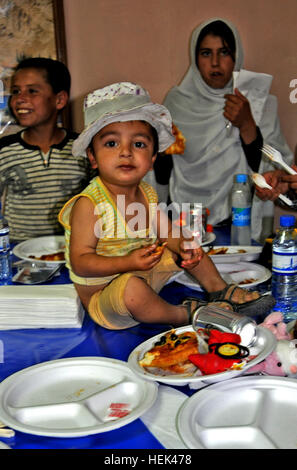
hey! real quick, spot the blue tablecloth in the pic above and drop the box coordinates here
[0,226,267,450]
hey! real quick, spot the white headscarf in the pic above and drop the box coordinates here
[164,17,293,241]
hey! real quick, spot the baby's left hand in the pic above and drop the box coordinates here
[179,237,204,270]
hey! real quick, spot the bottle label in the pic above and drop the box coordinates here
[232,207,251,227]
[0,233,10,252]
[272,250,297,274]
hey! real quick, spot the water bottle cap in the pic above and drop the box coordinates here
[279,215,296,227]
[235,174,247,183]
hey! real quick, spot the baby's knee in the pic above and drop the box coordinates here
[124,274,147,298]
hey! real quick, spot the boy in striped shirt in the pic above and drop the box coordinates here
[0,57,93,242]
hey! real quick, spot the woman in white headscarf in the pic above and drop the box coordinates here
[154,18,293,242]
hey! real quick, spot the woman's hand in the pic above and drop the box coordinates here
[255,170,289,201]
[280,165,297,192]
[224,88,257,143]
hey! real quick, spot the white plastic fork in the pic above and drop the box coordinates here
[261,144,297,175]
[252,172,293,206]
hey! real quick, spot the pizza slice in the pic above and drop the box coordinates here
[139,330,199,375]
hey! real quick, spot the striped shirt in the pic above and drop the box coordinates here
[0,130,94,241]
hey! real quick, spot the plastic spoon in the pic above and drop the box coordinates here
[252,173,293,206]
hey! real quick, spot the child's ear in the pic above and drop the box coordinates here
[149,153,157,170]
[87,147,98,169]
[56,91,68,110]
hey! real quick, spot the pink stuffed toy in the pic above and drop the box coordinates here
[259,311,291,340]
[247,312,297,377]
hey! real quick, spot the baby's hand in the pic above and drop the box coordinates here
[179,237,204,270]
[127,242,164,271]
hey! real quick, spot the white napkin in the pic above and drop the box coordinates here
[141,385,188,449]
[0,284,84,329]
[233,69,273,125]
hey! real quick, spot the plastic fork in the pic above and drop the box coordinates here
[252,172,293,206]
[261,144,297,175]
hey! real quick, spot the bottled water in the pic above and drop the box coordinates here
[0,203,12,284]
[271,215,297,322]
[187,203,203,245]
[231,174,251,245]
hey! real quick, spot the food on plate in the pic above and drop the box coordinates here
[240,278,257,285]
[139,330,199,375]
[106,403,131,420]
[207,247,228,255]
[29,251,65,261]
[139,328,251,377]
[164,123,186,155]
[206,247,247,255]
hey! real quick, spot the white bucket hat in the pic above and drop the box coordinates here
[72,82,175,157]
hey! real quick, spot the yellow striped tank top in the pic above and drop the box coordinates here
[59,176,158,285]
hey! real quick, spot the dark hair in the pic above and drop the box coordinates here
[14,57,71,95]
[195,20,236,63]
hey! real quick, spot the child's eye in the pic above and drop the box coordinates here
[29,88,38,94]
[134,141,146,148]
[11,88,20,95]
[105,140,117,148]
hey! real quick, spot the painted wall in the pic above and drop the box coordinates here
[63,0,297,158]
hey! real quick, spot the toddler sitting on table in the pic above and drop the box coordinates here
[59,82,275,330]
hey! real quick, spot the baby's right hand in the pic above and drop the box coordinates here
[127,243,163,271]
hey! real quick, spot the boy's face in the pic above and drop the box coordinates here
[10,68,67,128]
[87,121,157,188]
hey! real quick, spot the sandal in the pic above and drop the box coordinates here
[207,284,275,317]
[182,297,235,324]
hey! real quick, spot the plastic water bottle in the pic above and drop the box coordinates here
[0,203,12,284]
[187,203,203,245]
[231,174,251,245]
[271,215,297,322]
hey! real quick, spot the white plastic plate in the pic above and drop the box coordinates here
[201,232,216,246]
[0,357,158,437]
[177,376,297,449]
[171,262,271,291]
[13,235,65,266]
[128,326,275,387]
[204,245,262,263]
[0,441,11,449]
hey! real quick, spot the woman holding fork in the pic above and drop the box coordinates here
[151,18,293,242]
